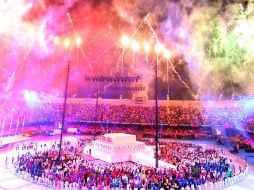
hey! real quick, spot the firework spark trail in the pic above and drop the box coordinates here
[24,37,35,60]
[79,46,94,74]
[66,11,81,73]
[168,59,196,99]
[66,12,115,76]
[5,72,16,92]
[144,14,158,43]
[226,51,235,98]
[118,13,151,95]
[90,43,116,64]
[1,0,254,99]
[145,14,197,99]
[102,82,115,94]
[120,13,151,71]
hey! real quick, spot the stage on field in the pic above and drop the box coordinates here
[84,133,175,169]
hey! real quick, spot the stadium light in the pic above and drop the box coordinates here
[121,34,130,47]
[131,40,140,52]
[155,42,163,54]
[163,48,171,59]
[144,41,151,53]
[75,36,82,47]
[54,36,59,45]
[64,38,71,48]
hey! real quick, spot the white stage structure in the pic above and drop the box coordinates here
[84,133,175,169]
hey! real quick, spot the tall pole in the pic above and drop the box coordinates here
[167,59,169,97]
[58,60,70,160]
[155,53,159,168]
[8,116,13,137]
[21,117,25,135]
[94,87,99,140]
[1,116,6,143]
[15,115,19,136]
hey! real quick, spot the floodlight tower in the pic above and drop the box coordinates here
[154,42,163,168]
[58,59,70,161]
[58,36,82,161]
[119,14,173,168]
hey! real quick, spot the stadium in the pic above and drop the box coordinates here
[0,0,254,190]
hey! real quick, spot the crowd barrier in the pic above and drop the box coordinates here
[197,162,248,190]
[13,162,248,190]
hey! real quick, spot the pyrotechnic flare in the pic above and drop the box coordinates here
[75,36,82,47]
[121,34,130,47]
[163,48,171,59]
[144,41,151,53]
[155,43,163,54]
[64,38,71,48]
[54,36,60,45]
[131,40,140,52]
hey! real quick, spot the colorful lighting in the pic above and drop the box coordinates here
[121,34,130,47]
[163,48,171,59]
[64,38,71,48]
[54,36,59,45]
[131,40,140,52]
[155,42,163,54]
[144,41,151,53]
[75,36,82,47]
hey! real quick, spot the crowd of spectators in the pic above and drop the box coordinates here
[13,139,244,190]
[1,99,254,129]
[1,98,254,143]
[143,128,210,139]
